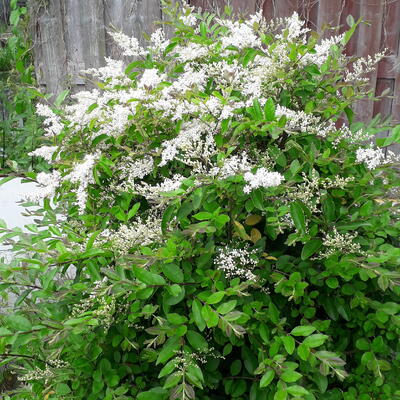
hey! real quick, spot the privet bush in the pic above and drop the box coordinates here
[1,4,400,400]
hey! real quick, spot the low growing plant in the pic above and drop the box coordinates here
[1,3,400,400]
[0,0,48,174]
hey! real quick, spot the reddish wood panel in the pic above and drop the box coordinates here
[339,0,360,57]
[226,0,257,15]
[263,0,298,19]
[317,0,344,34]
[354,0,384,122]
[189,0,226,12]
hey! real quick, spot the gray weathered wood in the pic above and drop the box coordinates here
[104,0,162,59]
[64,0,106,85]
[32,0,68,97]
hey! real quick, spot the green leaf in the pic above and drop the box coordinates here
[128,202,141,220]
[5,315,32,331]
[161,263,184,283]
[290,202,306,233]
[264,98,276,121]
[381,302,400,315]
[137,387,168,400]
[56,383,71,395]
[287,385,310,396]
[291,325,316,336]
[193,212,213,221]
[280,370,302,383]
[252,99,263,121]
[243,48,258,67]
[192,299,206,331]
[186,330,208,350]
[303,334,329,348]
[217,300,237,314]
[326,277,339,289]
[297,343,310,361]
[158,360,176,378]
[201,304,219,328]
[274,390,287,400]
[281,336,295,355]
[301,239,322,260]
[54,89,70,107]
[260,369,275,388]
[206,291,225,304]
[133,267,166,286]
[200,21,207,38]
[156,336,181,365]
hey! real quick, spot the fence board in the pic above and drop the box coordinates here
[267,0,298,19]
[316,0,344,33]
[32,0,67,97]
[64,0,106,86]
[104,0,162,59]
[354,0,384,123]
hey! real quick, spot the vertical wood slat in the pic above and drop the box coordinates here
[33,0,67,97]
[353,0,384,123]
[316,0,345,34]
[64,0,106,86]
[229,0,257,15]
[104,0,162,59]
[339,0,360,57]
[263,0,298,19]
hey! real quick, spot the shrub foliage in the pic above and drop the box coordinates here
[1,4,400,400]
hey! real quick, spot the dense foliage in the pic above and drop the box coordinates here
[0,0,47,174]
[1,4,400,400]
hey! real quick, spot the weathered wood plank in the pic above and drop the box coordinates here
[229,0,257,15]
[317,0,344,34]
[265,0,298,19]
[32,0,67,97]
[340,0,360,57]
[104,0,162,59]
[189,0,225,13]
[353,0,384,123]
[64,0,106,85]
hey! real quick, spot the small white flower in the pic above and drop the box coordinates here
[29,145,58,162]
[243,168,284,193]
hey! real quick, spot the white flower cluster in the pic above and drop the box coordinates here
[214,245,259,281]
[286,171,354,214]
[71,277,109,317]
[356,146,400,170]
[345,52,386,83]
[107,213,163,255]
[160,120,217,168]
[36,103,63,137]
[332,125,369,147]
[302,34,345,66]
[217,12,263,50]
[135,174,185,202]
[108,31,145,57]
[213,153,253,179]
[64,153,99,213]
[26,170,61,202]
[275,12,310,42]
[276,105,323,134]
[28,145,58,162]
[319,227,362,259]
[243,168,284,193]
[83,57,129,87]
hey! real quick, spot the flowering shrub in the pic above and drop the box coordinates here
[1,3,400,400]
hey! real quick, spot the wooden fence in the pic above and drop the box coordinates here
[30,0,400,127]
